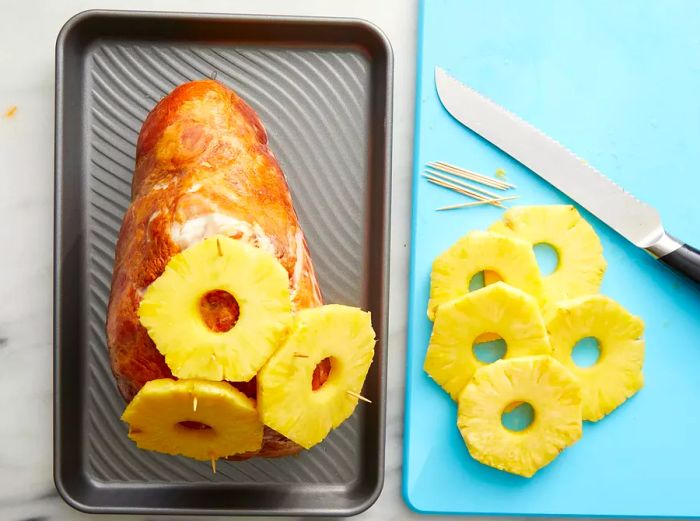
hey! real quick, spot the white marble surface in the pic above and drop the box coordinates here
[0,1,529,520]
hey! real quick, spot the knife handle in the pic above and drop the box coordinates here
[659,243,700,284]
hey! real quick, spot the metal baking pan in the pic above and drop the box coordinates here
[54,9,392,516]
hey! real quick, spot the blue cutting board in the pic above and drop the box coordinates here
[404,0,700,517]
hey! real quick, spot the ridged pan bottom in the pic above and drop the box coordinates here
[86,42,370,485]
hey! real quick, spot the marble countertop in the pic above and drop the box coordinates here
[0,1,528,520]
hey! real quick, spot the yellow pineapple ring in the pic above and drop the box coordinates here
[487,205,606,306]
[458,356,582,478]
[121,379,263,460]
[424,282,550,400]
[547,295,644,421]
[428,230,542,321]
[258,305,376,449]
[138,235,292,382]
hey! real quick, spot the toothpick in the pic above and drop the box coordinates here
[437,196,519,211]
[346,390,372,403]
[424,175,483,199]
[293,353,309,358]
[426,169,501,199]
[216,238,223,256]
[193,396,198,412]
[430,161,515,189]
[424,175,504,207]
[211,455,217,474]
[428,161,513,189]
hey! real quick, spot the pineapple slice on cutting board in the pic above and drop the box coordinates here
[420,203,645,477]
[122,378,263,460]
[138,235,292,382]
[258,305,376,449]
[458,356,583,478]
[487,205,606,307]
[428,230,542,321]
[547,295,645,421]
[424,282,550,400]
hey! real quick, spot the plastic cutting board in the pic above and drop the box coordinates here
[404,0,700,517]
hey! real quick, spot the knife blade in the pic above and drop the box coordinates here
[434,66,700,284]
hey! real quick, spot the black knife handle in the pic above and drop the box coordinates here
[659,243,700,284]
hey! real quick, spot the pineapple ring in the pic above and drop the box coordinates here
[424,282,551,400]
[547,295,644,421]
[487,205,606,306]
[138,235,292,382]
[258,305,376,449]
[428,230,542,321]
[122,378,264,460]
[458,356,583,478]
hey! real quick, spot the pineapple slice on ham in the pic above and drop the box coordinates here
[137,235,292,382]
[257,305,375,449]
[122,378,263,460]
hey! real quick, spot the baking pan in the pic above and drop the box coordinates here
[54,9,392,516]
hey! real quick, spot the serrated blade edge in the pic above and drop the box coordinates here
[435,66,664,249]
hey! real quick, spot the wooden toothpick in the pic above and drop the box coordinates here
[426,169,502,199]
[437,196,519,211]
[211,456,217,474]
[430,161,515,189]
[424,175,505,207]
[346,390,372,403]
[216,238,223,257]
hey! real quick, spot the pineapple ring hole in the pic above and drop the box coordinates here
[199,289,240,332]
[572,336,601,368]
[177,420,213,431]
[468,270,502,291]
[312,357,333,391]
[501,402,535,432]
[533,242,560,276]
[472,333,507,363]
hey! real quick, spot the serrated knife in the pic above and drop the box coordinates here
[435,66,700,283]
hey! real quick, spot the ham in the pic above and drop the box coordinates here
[106,80,322,458]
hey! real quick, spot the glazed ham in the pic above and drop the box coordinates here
[106,80,322,458]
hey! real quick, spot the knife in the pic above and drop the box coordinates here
[434,66,700,284]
